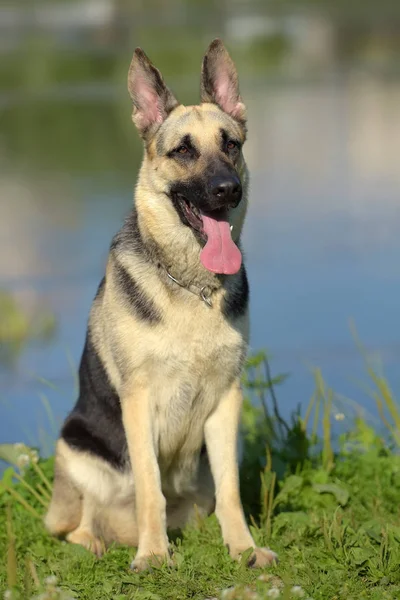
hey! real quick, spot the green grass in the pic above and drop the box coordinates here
[1,346,400,600]
[0,291,56,366]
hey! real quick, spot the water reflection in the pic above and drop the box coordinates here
[1,2,400,450]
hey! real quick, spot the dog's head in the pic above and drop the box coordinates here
[128,39,248,275]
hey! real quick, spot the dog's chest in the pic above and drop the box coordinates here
[149,299,245,386]
[146,301,247,461]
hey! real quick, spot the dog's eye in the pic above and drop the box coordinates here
[168,139,198,159]
[227,140,238,151]
[167,145,191,159]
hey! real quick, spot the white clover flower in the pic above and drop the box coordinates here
[44,575,58,586]
[17,453,30,469]
[335,413,345,421]
[291,586,305,597]
[30,449,39,464]
[221,589,235,599]
[258,574,271,582]
[4,590,13,600]
[266,588,280,598]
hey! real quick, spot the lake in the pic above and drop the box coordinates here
[1,4,400,451]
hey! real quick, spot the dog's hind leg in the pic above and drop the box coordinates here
[44,450,82,537]
[96,502,138,548]
[66,494,105,557]
[45,441,104,556]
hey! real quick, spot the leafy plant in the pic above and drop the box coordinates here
[1,340,400,599]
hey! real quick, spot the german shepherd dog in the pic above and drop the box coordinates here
[45,39,277,571]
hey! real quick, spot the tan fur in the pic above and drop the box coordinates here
[45,40,277,572]
[136,103,249,291]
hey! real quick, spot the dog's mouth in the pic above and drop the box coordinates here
[174,193,242,276]
[176,193,204,234]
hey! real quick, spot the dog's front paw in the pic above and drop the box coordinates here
[247,547,278,568]
[231,546,278,568]
[130,551,174,572]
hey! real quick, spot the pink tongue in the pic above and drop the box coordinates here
[200,212,242,275]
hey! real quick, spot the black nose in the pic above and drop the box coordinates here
[210,175,242,208]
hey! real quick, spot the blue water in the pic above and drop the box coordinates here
[1,79,400,451]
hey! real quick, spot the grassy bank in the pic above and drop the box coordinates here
[0,291,56,366]
[1,349,400,600]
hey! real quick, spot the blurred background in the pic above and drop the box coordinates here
[1,0,400,452]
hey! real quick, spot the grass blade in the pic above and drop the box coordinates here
[6,503,17,588]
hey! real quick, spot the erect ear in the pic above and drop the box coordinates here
[127,48,179,138]
[200,39,246,123]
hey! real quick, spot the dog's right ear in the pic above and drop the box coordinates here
[200,39,246,123]
[128,48,179,138]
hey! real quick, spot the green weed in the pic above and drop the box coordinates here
[0,291,56,365]
[1,342,400,599]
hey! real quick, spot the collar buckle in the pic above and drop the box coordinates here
[166,270,213,307]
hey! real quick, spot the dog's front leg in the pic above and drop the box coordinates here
[204,380,278,568]
[121,380,169,572]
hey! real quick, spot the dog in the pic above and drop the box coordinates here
[44,39,277,572]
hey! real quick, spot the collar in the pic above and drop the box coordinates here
[165,269,214,307]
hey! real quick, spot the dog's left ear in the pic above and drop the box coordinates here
[200,39,246,123]
[128,48,179,138]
